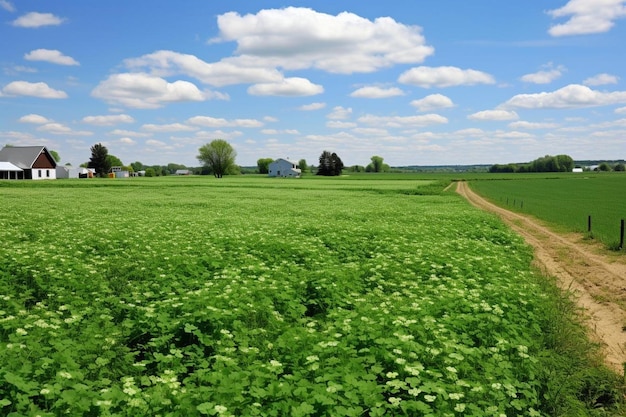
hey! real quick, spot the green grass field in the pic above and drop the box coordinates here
[0,175,623,416]
[469,173,626,249]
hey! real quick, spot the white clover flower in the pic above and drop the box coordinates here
[128,398,145,407]
[269,360,282,368]
[449,392,464,400]
[388,397,401,407]
[454,403,466,412]
[40,388,50,395]
[306,355,319,362]
[404,365,421,376]
[58,371,72,379]
[386,372,398,379]
[424,394,436,402]
[16,328,27,336]
[214,405,228,414]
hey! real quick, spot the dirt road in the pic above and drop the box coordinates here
[456,181,626,374]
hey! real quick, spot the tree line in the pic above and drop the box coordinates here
[490,154,626,173]
[489,155,575,173]
[84,140,398,178]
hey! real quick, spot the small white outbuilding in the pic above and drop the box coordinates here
[268,158,301,177]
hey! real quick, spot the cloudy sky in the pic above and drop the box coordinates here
[1,1,625,168]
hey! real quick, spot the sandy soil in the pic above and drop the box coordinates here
[456,181,626,374]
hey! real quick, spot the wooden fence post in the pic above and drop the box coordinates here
[620,219,624,250]
[588,215,592,233]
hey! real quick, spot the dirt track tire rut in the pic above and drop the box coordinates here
[456,181,626,374]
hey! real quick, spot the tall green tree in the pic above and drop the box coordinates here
[298,159,308,173]
[366,155,389,172]
[49,150,61,163]
[167,163,187,174]
[106,154,124,168]
[130,161,144,172]
[197,139,237,178]
[257,158,273,174]
[88,143,111,177]
[317,151,343,176]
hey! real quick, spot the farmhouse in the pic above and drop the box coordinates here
[268,158,301,177]
[0,146,57,180]
[175,169,191,175]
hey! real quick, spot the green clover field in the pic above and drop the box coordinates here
[0,176,622,416]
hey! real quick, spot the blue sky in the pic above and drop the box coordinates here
[1,1,625,168]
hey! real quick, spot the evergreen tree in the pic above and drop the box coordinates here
[88,143,111,177]
[317,151,343,176]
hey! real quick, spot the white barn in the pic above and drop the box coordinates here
[268,158,301,177]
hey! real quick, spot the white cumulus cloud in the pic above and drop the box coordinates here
[187,116,264,128]
[326,121,357,129]
[468,110,519,121]
[24,49,79,66]
[358,114,448,127]
[37,123,92,136]
[1,1,15,12]
[547,0,626,36]
[12,12,65,28]
[583,73,620,86]
[298,102,326,111]
[508,121,560,129]
[520,64,565,84]
[350,86,404,98]
[248,77,323,96]
[141,123,198,132]
[125,50,283,87]
[503,84,626,109]
[398,66,495,88]
[91,73,208,109]
[119,137,136,145]
[213,7,434,74]
[1,81,67,98]
[82,114,135,126]
[410,94,454,111]
[326,106,353,120]
[18,114,52,124]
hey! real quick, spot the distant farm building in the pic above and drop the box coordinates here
[268,158,301,177]
[572,167,583,173]
[0,146,57,180]
[175,169,191,175]
[56,166,95,179]
[110,166,129,178]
